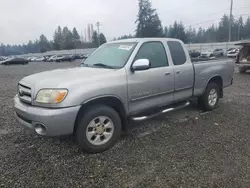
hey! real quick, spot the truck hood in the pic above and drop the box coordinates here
[20,67,119,90]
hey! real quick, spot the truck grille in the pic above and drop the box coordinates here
[18,84,32,104]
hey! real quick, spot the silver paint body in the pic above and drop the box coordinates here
[14,38,234,136]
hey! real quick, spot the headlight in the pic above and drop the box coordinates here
[36,89,68,104]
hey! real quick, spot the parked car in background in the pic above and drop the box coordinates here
[48,55,57,62]
[73,54,86,59]
[27,57,32,62]
[235,41,250,73]
[213,49,224,56]
[0,56,6,61]
[1,57,28,65]
[14,38,234,153]
[34,57,45,62]
[69,54,76,61]
[83,54,89,59]
[30,57,38,62]
[201,49,224,58]
[54,55,64,62]
[189,49,201,58]
[227,48,235,52]
[44,55,52,62]
[73,54,82,59]
[55,55,75,62]
[63,55,75,62]
[227,48,240,58]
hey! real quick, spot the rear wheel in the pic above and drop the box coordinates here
[198,82,220,111]
[76,105,122,153]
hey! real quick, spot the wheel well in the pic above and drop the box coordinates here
[74,97,127,133]
[207,76,223,97]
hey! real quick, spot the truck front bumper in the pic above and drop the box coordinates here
[13,95,80,136]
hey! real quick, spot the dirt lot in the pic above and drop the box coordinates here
[0,61,250,188]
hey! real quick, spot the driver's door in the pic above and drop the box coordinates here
[127,41,174,114]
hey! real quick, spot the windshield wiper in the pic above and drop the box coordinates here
[93,63,114,69]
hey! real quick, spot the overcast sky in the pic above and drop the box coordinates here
[0,0,249,44]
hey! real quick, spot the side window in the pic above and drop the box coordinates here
[167,41,187,65]
[134,42,168,68]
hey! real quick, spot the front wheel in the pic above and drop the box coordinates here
[198,82,220,111]
[76,105,122,153]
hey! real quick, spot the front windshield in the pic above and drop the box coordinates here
[82,42,136,69]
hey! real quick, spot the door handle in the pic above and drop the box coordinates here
[176,70,181,74]
[165,72,171,76]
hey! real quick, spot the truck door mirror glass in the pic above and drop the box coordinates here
[132,59,150,71]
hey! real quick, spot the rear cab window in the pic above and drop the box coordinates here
[167,41,187,65]
[134,41,168,68]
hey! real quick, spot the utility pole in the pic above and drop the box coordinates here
[228,0,233,42]
[96,22,101,46]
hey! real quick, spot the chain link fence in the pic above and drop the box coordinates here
[185,41,240,52]
[20,40,245,57]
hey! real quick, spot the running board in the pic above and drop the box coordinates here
[131,101,190,121]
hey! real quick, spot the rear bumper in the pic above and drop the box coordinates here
[13,95,80,136]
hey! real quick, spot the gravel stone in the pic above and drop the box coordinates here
[0,61,250,188]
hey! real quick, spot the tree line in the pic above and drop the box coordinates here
[1,0,250,56]
[116,0,250,43]
[0,26,107,56]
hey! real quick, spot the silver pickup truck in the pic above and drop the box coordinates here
[14,38,234,153]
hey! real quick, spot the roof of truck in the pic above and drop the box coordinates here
[108,38,182,44]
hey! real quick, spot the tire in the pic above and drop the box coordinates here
[238,67,246,73]
[76,105,122,153]
[198,82,220,111]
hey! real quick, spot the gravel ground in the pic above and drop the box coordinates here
[0,61,250,188]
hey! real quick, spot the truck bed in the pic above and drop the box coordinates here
[192,58,234,96]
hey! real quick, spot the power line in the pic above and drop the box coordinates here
[184,14,250,28]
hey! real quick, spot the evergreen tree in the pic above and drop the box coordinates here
[164,27,169,37]
[218,14,230,42]
[135,0,164,37]
[99,33,107,45]
[167,21,188,43]
[62,26,74,49]
[0,44,6,56]
[204,24,217,42]
[72,27,81,48]
[186,26,197,43]
[39,34,51,53]
[243,17,250,39]
[53,26,63,50]
[117,34,134,40]
[92,31,99,47]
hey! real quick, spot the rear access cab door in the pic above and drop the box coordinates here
[166,40,195,102]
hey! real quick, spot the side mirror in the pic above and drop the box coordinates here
[132,59,150,71]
